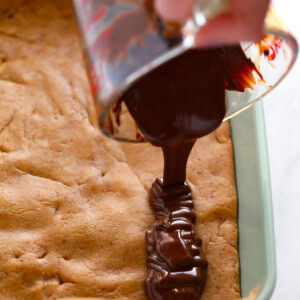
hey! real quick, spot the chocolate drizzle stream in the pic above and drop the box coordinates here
[145,178,208,300]
[121,46,261,299]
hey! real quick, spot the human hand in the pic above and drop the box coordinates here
[154,0,270,47]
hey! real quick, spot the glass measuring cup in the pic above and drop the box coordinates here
[73,1,298,142]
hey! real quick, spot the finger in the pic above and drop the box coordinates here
[154,0,194,21]
[195,14,263,47]
[195,0,269,47]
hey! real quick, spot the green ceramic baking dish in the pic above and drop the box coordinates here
[230,102,276,299]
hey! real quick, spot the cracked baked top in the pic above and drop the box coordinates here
[0,0,239,299]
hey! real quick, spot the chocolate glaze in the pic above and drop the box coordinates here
[145,178,208,300]
[121,46,260,300]
[123,47,259,147]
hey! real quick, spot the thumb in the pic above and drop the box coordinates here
[154,0,195,22]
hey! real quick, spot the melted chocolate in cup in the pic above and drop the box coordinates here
[121,46,259,300]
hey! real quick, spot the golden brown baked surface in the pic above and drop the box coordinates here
[0,0,239,299]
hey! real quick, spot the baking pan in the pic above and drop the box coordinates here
[231,102,276,299]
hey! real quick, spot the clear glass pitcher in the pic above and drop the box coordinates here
[73,1,298,142]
